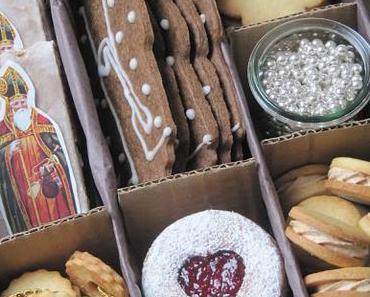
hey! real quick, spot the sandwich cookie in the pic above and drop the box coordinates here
[327,157,370,205]
[142,210,285,297]
[305,267,370,296]
[286,195,369,271]
[275,164,330,214]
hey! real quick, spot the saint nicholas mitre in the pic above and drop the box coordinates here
[0,11,23,52]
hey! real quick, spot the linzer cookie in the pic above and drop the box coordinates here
[192,0,246,160]
[83,0,176,183]
[149,8,190,173]
[0,41,88,234]
[142,210,285,297]
[148,0,219,169]
[173,0,233,163]
[0,0,51,51]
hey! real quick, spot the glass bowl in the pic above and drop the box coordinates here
[248,18,370,129]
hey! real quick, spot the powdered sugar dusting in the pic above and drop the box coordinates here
[142,210,284,297]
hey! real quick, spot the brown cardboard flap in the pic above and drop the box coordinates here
[263,119,370,177]
[0,208,119,291]
[118,159,268,266]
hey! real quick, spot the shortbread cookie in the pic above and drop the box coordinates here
[66,251,128,297]
[275,164,330,213]
[142,210,285,297]
[83,0,177,183]
[1,270,76,297]
[305,267,370,296]
[327,157,370,205]
[192,0,246,160]
[0,0,50,52]
[286,196,369,271]
[217,0,327,25]
[174,0,233,163]
[148,0,219,169]
[359,213,370,239]
[0,41,87,234]
[149,8,190,173]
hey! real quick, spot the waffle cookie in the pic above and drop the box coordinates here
[286,195,369,271]
[327,157,370,205]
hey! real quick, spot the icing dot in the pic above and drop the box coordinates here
[160,19,170,30]
[200,13,206,24]
[115,31,124,44]
[186,109,196,120]
[142,84,152,95]
[163,127,172,137]
[203,85,211,96]
[80,35,87,43]
[154,116,163,128]
[166,56,175,67]
[232,123,241,132]
[147,151,155,161]
[101,99,108,109]
[203,134,212,144]
[128,11,136,23]
[118,153,126,164]
[107,0,115,8]
[129,58,138,70]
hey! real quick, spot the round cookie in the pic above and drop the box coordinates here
[305,267,370,296]
[1,270,76,297]
[327,157,370,205]
[275,164,330,213]
[142,210,285,297]
[285,196,369,271]
[359,214,370,239]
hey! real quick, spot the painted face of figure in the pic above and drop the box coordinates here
[10,96,31,132]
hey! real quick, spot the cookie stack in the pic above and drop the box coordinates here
[80,0,246,185]
[1,251,128,297]
[0,1,88,237]
[276,157,370,296]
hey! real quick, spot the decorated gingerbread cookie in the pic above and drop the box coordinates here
[0,0,51,52]
[149,8,191,173]
[148,0,219,169]
[0,41,88,234]
[173,0,233,164]
[83,0,177,183]
[193,0,246,160]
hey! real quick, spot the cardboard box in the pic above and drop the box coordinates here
[0,207,120,291]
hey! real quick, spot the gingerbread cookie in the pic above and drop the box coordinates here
[66,251,129,297]
[193,0,246,161]
[148,0,219,169]
[83,0,176,183]
[0,0,51,52]
[149,8,190,173]
[173,0,233,163]
[1,270,77,297]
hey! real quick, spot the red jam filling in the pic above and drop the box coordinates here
[178,250,245,297]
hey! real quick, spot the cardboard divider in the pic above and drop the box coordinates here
[118,159,268,268]
[0,208,119,291]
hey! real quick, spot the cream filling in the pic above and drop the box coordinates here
[317,279,370,292]
[289,220,368,259]
[329,167,370,186]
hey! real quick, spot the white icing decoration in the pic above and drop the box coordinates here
[185,109,196,120]
[80,4,172,184]
[166,56,175,67]
[118,153,126,164]
[154,116,163,128]
[128,11,136,24]
[202,85,211,96]
[160,19,170,30]
[200,13,206,24]
[142,84,152,96]
[129,58,138,70]
[115,31,124,44]
[187,134,213,162]
[107,0,115,8]
[232,123,241,133]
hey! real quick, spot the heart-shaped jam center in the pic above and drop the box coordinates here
[178,250,245,297]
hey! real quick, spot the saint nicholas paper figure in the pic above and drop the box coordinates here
[0,61,79,233]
